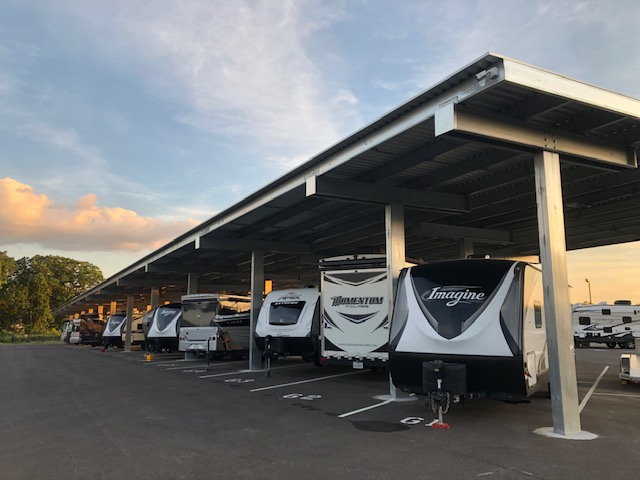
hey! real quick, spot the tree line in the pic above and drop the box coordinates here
[0,252,104,334]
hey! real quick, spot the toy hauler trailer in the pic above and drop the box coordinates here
[319,254,394,369]
[179,293,252,359]
[389,259,549,407]
[255,287,321,365]
[573,301,639,349]
[70,314,106,346]
[143,303,182,353]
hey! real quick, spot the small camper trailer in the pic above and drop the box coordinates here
[573,301,639,348]
[143,303,182,353]
[255,287,320,365]
[179,293,252,359]
[389,259,549,403]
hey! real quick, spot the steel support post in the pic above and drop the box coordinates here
[249,250,264,371]
[124,294,134,352]
[150,286,160,309]
[534,150,582,435]
[460,238,474,259]
[187,273,198,295]
[385,204,410,399]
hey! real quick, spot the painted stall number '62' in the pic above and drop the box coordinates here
[282,393,322,401]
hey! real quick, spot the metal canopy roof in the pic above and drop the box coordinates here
[56,53,640,315]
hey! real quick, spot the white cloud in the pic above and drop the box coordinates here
[0,177,197,252]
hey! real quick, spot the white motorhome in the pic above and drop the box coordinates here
[102,314,127,348]
[319,254,394,369]
[255,287,321,365]
[389,259,549,403]
[179,293,252,359]
[143,303,182,353]
[573,300,639,349]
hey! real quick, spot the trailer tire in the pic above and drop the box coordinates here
[606,342,617,349]
[620,340,635,349]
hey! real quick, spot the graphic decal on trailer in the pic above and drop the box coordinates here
[321,264,390,360]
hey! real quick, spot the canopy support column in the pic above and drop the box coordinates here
[534,150,588,437]
[249,250,264,371]
[150,286,160,309]
[187,273,198,295]
[384,204,412,401]
[124,294,134,352]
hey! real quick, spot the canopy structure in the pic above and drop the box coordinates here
[55,53,640,437]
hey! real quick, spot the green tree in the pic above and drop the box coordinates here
[0,251,15,289]
[29,255,103,310]
[0,254,103,332]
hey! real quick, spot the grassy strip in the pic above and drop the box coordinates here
[0,334,61,344]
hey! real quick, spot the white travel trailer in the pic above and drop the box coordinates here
[573,300,639,349]
[143,303,182,353]
[255,287,321,365]
[179,293,252,359]
[389,259,549,403]
[319,254,394,369]
[102,314,127,348]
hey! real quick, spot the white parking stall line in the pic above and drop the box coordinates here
[593,392,640,398]
[579,366,609,413]
[249,370,367,392]
[198,362,307,379]
[338,399,393,418]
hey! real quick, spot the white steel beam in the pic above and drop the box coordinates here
[534,150,583,436]
[412,221,512,244]
[197,236,312,254]
[306,176,469,213]
[435,103,636,168]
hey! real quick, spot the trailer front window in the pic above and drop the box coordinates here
[269,301,305,325]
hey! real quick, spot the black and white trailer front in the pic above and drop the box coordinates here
[389,259,549,415]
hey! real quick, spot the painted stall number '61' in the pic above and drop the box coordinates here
[282,393,322,401]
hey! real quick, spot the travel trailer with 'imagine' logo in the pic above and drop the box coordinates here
[389,259,549,404]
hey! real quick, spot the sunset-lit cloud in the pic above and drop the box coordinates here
[0,178,197,252]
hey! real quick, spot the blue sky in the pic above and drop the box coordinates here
[1,0,639,304]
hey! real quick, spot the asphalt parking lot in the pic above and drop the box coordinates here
[1,344,639,480]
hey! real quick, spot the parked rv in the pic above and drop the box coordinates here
[143,303,182,353]
[69,314,106,346]
[102,314,127,348]
[389,259,549,406]
[61,321,72,343]
[179,294,252,359]
[255,287,321,365]
[573,300,639,348]
[319,254,396,369]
